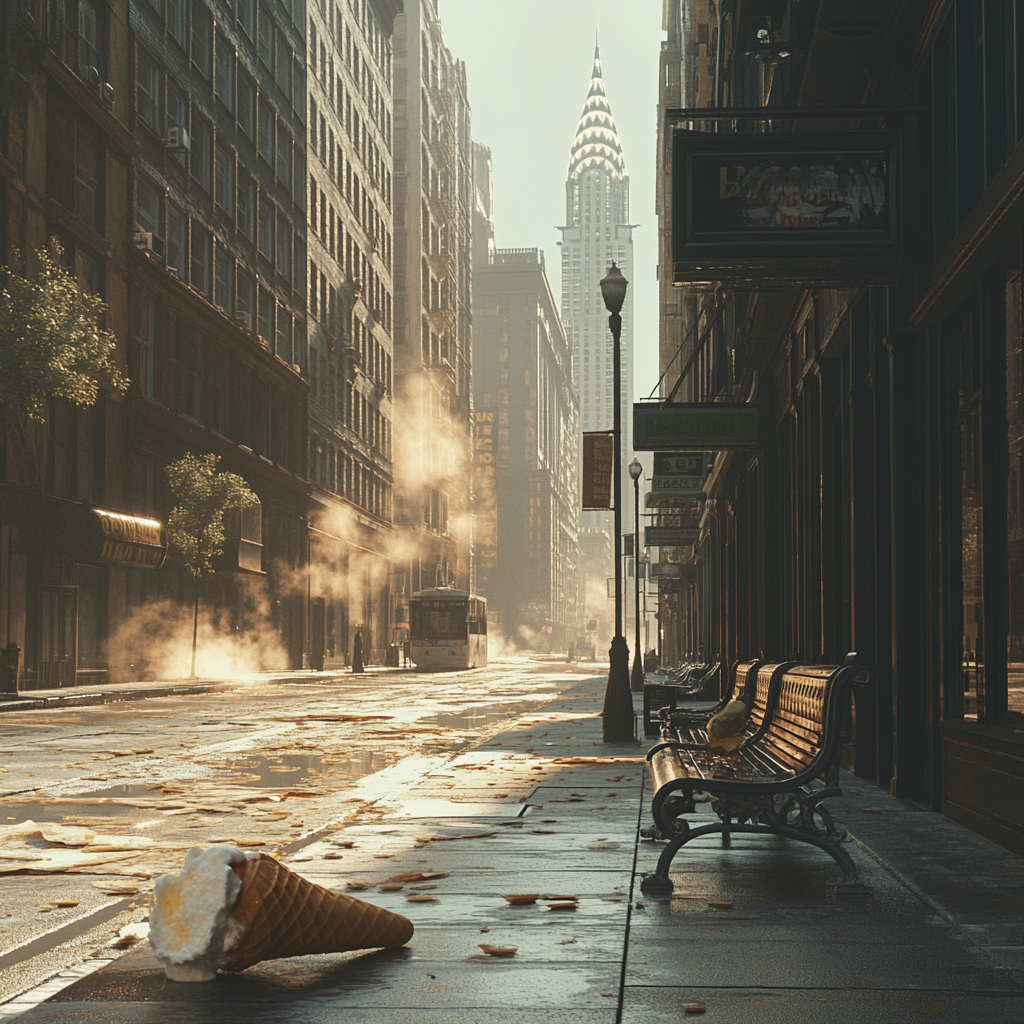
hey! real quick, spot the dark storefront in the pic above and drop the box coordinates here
[655,0,1024,854]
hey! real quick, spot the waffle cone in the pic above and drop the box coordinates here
[221,854,414,971]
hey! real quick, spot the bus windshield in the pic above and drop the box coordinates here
[410,600,468,640]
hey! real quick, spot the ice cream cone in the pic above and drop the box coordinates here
[222,853,414,971]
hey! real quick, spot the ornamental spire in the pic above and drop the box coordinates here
[567,46,626,180]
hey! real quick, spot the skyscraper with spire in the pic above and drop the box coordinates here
[559,45,634,633]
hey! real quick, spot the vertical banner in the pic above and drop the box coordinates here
[582,432,614,510]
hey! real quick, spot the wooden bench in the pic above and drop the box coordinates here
[641,655,873,897]
[641,659,722,737]
[658,658,766,745]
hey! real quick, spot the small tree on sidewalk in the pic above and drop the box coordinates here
[165,453,258,679]
[0,241,128,486]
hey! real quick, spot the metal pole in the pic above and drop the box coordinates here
[631,472,644,691]
[602,308,634,741]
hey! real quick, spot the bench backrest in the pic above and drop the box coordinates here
[756,662,873,774]
[742,661,795,740]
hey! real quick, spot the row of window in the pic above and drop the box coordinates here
[309,433,392,518]
[309,361,391,456]
[310,169,391,270]
[140,0,306,118]
[130,294,302,469]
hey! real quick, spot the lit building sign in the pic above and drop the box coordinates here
[83,508,167,568]
[672,131,903,285]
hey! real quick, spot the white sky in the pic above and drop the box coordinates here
[438,0,664,399]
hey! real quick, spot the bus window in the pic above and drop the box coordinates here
[410,600,468,639]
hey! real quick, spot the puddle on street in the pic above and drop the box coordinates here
[431,701,543,730]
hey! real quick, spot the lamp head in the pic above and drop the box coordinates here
[600,263,628,315]
[628,458,643,481]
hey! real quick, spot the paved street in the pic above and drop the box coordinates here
[1,662,1022,1022]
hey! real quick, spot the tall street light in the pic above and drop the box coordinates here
[599,263,634,742]
[628,458,644,692]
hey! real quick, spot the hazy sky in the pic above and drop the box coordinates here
[438,0,664,397]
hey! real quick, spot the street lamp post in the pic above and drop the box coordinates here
[599,263,634,742]
[628,458,644,692]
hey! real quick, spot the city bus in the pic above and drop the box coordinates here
[408,588,487,670]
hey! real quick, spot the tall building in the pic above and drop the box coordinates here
[305,0,400,668]
[391,0,474,611]
[559,45,633,638]
[472,145,580,648]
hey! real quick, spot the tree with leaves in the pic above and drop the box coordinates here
[0,241,128,486]
[165,453,258,680]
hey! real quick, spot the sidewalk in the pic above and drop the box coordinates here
[0,669,380,713]
[4,675,1022,1023]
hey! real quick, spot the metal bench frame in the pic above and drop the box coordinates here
[641,655,873,897]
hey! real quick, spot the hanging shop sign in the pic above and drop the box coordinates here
[654,453,702,476]
[634,403,760,451]
[657,578,685,593]
[651,475,704,495]
[582,431,614,510]
[76,507,167,569]
[650,563,682,578]
[672,130,903,286]
[645,527,699,547]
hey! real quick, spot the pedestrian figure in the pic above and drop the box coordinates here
[352,627,364,674]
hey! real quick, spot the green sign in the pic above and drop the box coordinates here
[633,403,760,451]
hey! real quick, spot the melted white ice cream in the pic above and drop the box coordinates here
[149,845,248,981]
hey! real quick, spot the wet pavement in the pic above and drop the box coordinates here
[1,663,1022,1022]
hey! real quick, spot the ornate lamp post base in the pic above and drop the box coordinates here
[603,635,635,741]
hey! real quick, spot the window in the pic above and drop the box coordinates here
[236,268,254,320]
[276,307,292,363]
[214,244,233,312]
[257,193,274,256]
[257,4,274,68]
[276,127,292,190]
[166,202,187,278]
[190,222,212,297]
[135,175,162,234]
[131,296,156,399]
[215,33,234,110]
[294,319,306,375]
[258,283,274,341]
[167,0,187,48]
[191,115,212,191]
[238,0,255,39]
[48,103,102,231]
[175,321,203,419]
[214,143,234,210]
[276,30,291,102]
[275,213,291,282]
[210,348,229,435]
[167,83,188,167]
[191,1,212,78]
[258,99,274,165]
[136,47,161,131]
[237,70,255,138]
[237,171,255,236]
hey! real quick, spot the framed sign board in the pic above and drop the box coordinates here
[635,403,760,452]
[582,432,614,509]
[672,130,903,286]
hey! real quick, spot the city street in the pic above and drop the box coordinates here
[0,656,608,1010]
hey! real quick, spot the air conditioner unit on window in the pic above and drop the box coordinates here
[233,311,252,331]
[99,82,114,106]
[133,232,165,259]
[165,127,191,153]
[78,65,101,86]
